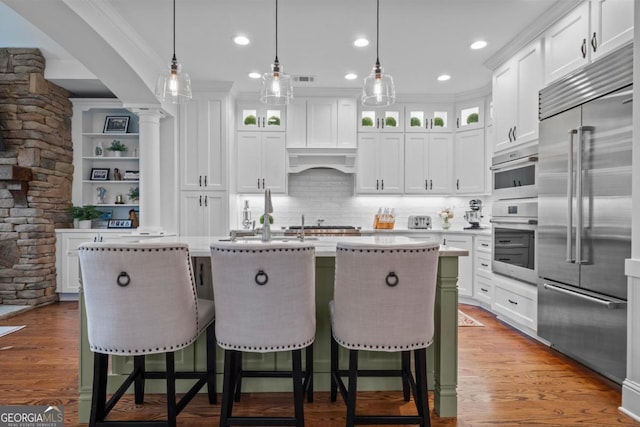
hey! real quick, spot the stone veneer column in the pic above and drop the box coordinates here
[0,48,73,306]
[131,108,164,233]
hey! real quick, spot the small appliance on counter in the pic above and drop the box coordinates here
[463,199,483,229]
[407,215,431,229]
[373,207,396,229]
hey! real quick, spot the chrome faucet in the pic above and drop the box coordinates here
[261,188,273,242]
[299,214,305,241]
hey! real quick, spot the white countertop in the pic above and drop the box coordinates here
[150,235,469,258]
[363,227,491,236]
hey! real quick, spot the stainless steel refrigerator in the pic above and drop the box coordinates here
[537,43,632,385]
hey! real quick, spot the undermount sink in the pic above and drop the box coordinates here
[220,235,319,242]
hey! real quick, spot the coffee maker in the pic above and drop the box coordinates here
[463,199,483,229]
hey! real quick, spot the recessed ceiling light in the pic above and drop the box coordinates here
[234,35,250,46]
[248,72,261,79]
[437,74,451,82]
[345,73,358,80]
[470,40,487,50]
[354,38,369,47]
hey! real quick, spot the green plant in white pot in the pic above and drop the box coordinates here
[71,205,101,229]
[107,140,128,157]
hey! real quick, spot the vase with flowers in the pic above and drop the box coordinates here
[438,207,454,230]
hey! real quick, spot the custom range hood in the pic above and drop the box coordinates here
[287,148,356,174]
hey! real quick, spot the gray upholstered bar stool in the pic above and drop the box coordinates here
[78,242,217,427]
[210,241,315,427]
[330,241,440,427]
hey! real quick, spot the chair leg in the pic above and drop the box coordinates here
[233,351,243,402]
[165,352,177,427]
[89,352,108,427]
[414,348,431,427]
[220,350,235,427]
[133,355,145,405]
[346,350,358,427]
[292,349,305,427]
[330,331,338,402]
[206,323,217,404]
[305,343,314,403]
[401,351,411,402]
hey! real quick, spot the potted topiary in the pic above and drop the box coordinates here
[433,116,444,127]
[71,205,102,229]
[128,187,139,204]
[267,116,280,126]
[466,113,479,125]
[107,140,128,157]
[244,115,257,125]
[385,116,397,127]
[410,117,422,127]
[362,117,374,127]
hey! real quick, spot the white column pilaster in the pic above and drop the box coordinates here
[130,108,164,233]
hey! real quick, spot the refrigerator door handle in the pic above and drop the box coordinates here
[576,126,594,265]
[567,129,577,263]
[543,283,627,309]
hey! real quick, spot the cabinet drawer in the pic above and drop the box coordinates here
[474,272,493,305]
[475,251,492,274]
[475,235,492,252]
[493,280,537,330]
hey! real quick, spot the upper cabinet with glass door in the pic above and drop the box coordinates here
[404,104,454,133]
[358,106,404,132]
[455,98,484,131]
[237,104,286,132]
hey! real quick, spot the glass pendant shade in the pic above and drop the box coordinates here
[361,64,395,107]
[155,58,192,104]
[260,61,293,105]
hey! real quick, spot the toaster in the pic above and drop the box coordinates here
[408,215,432,229]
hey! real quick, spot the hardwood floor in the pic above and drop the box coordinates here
[0,302,637,427]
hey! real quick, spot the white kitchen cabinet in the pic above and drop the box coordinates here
[404,133,452,194]
[473,235,494,307]
[358,106,404,132]
[71,99,140,221]
[179,191,227,236]
[237,103,286,132]
[454,129,486,194]
[236,132,286,193]
[492,39,543,153]
[179,95,224,191]
[544,0,633,84]
[286,98,356,148]
[492,274,537,333]
[356,133,404,194]
[404,104,454,133]
[455,98,484,131]
[441,234,473,297]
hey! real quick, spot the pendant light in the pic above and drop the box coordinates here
[155,0,192,104]
[361,0,395,107]
[260,0,293,105]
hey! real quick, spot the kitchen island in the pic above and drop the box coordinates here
[77,235,467,421]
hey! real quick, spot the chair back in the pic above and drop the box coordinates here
[210,242,315,352]
[78,242,205,355]
[332,241,440,351]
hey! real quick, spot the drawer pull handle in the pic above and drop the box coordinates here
[481,243,489,247]
[117,272,131,287]
[481,263,489,267]
[508,299,518,305]
[255,270,268,286]
[481,287,488,293]
[385,272,399,287]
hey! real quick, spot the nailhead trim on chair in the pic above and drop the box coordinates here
[336,246,438,254]
[211,247,315,254]
[216,337,314,352]
[80,245,204,356]
[331,334,433,351]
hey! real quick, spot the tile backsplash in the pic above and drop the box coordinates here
[232,168,491,230]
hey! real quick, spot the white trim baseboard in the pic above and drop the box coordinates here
[621,379,640,422]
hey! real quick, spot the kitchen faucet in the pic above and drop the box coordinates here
[261,188,273,242]
[299,214,305,241]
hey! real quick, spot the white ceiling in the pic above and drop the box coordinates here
[0,0,563,99]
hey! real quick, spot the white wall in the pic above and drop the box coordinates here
[230,168,490,231]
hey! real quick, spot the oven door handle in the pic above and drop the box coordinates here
[490,218,538,225]
[489,155,538,171]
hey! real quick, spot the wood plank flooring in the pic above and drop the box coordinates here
[0,302,637,427]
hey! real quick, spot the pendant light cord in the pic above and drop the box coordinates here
[172,0,177,61]
[376,0,380,66]
[274,0,279,63]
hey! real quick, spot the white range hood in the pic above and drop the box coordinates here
[287,148,356,174]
